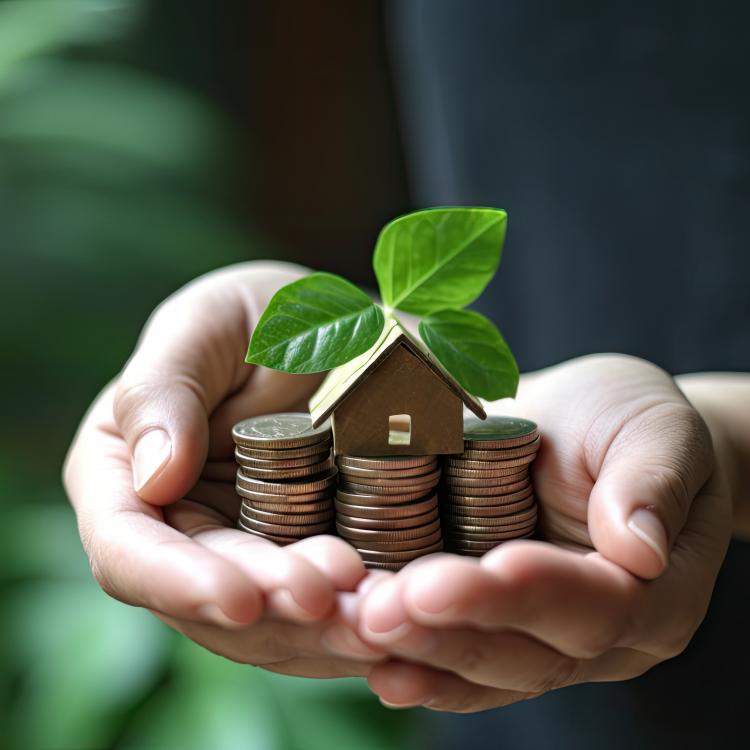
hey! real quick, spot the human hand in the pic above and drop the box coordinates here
[355,355,732,710]
[63,261,382,677]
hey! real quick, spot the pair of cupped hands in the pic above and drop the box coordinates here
[64,263,731,713]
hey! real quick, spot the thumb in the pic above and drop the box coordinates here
[587,403,714,579]
[113,296,234,505]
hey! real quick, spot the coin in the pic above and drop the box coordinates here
[242,499,333,514]
[337,466,441,487]
[336,488,435,505]
[442,491,533,509]
[352,529,443,551]
[440,496,535,517]
[463,416,538,446]
[439,478,531,497]
[236,467,338,495]
[443,506,537,527]
[340,478,439,496]
[240,506,335,526]
[356,541,443,562]
[240,516,334,536]
[443,465,526,480]
[441,472,529,489]
[361,560,409,571]
[335,461,438,479]
[235,440,331,460]
[232,413,331,449]
[444,524,537,542]
[236,483,333,504]
[336,507,439,530]
[458,437,540,461]
[235,449,331,469]
[446,532,535,551]
[236,520,301,544]
[448,453,536,470]
[337,455,437,471]
[237,457,333,479]
[337,518,441,542]
[442,482,531,502]
[334,495,437,520]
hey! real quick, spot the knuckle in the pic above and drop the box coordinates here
[455,644,486,675]
[528,657,581,694]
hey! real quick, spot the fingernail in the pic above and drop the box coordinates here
[133,429,172,493]
[196,603,248,629]
[322,624,382,660]
[361,579,412,642]
[627,507,668,569]
[379,698,418,710]
[270,589,320,622]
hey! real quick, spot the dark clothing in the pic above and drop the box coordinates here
[389,2,750,748]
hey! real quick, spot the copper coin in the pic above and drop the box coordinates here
[236,467,338,495]
[445,525,536,543]
[461,448,538,463]
[243,499,333,514]
[442,470,529,487]
[447,532,535,551]
[337,466,441,487]
[337,455,437,471]
[443,463,532,479]
[236,519,298,545]
[439,477,529,496]
[336,461,438,480]
[444,461,528,478]
[443,521,537,539]
[236,457,334,480]
[459,436,540,461]
[235,449,331,470]
[232,413,331,449]
[349,529,443,552]
[236,483,333,504]
[334,495,437,520]
[240,516,334,536]
[236,440,331,460]
[336,488,435,505]
[356,541,444,562]
[463,416,538,446]
[441,485,533,506]
[337,517,441,542]
[340,478,439,496]
[443,506,537,528]
[336,507,439,530]
[441,496,535,517]
[440,476,531,503]
[240,506,335,526]
[449,453,536,469]
[444,474,527,489]
[363,560,408,571]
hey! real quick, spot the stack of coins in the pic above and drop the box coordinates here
[232,413,337,544]
[334,455,444,570]
[440,416,540,556]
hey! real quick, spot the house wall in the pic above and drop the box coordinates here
[331,345,465,456]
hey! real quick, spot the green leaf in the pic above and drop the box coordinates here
[246,272,385,373]
[419,309,519,400]
[373,207,507,315]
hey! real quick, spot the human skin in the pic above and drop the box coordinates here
[357,362,746,711]
[63,261,747,699]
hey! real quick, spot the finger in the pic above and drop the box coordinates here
[368,661,529,712]
[64,408,263,627]
[373,626,580,694]
[166,502,340,623]
[287,535,367,592]
[399,542,640,659]
[588,400,714,578]
[113,283,243,504]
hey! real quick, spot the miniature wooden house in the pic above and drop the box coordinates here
[309,319,486,456]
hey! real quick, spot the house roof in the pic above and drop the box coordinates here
[309,318,487,427]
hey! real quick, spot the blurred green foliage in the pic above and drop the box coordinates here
[0,2,417,747]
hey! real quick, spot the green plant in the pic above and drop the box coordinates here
[246,207,518,400]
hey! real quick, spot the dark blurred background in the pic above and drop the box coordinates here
[0,1,415,747]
